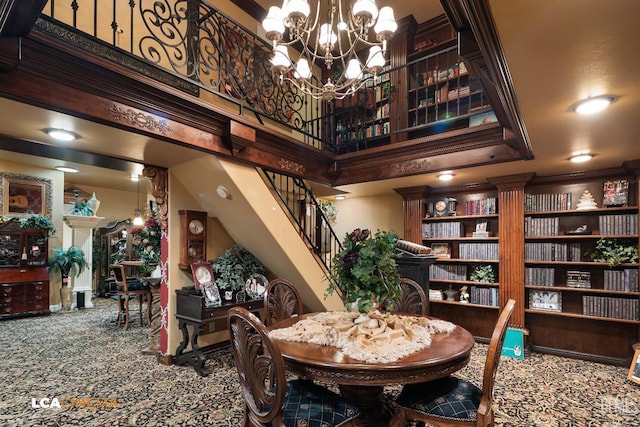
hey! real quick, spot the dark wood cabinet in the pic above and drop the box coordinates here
[95,219,139,295]
[0,218,49,319]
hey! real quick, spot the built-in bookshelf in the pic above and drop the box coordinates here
[420,188,501,337]
[399,163,640,365]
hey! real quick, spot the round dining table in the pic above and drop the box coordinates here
[270,312,475,427]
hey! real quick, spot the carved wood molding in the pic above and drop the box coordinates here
[143,166,168,231]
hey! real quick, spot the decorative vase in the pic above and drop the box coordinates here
[60,283,72,310]
[87,192,100,215]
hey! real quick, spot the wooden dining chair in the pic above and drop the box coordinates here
[227,307,361,427]
[110,264,152,330]
[392,277,428,315]
[390,299,516,427]
[263,278,304,326]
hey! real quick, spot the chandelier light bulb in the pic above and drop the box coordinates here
[352,0,379,26]
[366,46,385,73]
[294,58,312,80]
[318,23,337,50]
[262,6,285,40]
[345,59,362,81]
[374,6,397,39]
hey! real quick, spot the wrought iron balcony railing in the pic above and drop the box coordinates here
[41,1,491,155]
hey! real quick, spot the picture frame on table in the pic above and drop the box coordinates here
[201,282,222,307]
[529,289,562,312]
[0,173,52,217]
[628,349,640,385]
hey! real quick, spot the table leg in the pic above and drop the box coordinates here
[339,385,393,427]
[173,321,208,377]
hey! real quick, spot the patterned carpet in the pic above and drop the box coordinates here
[0,298,637,426]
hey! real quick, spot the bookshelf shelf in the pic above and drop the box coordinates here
[431,299,500,310]
[525,309,640,325]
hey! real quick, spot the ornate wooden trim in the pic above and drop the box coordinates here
[143,167,168,231]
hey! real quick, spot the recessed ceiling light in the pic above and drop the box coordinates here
[570,153,594,163]
[438,171,454,181]
[335,195,346,200]
[44,128,79,141]
[571,95,616,115]
[55,166,78,173]
[216,185,230,199]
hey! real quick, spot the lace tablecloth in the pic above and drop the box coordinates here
[269,310,456,363]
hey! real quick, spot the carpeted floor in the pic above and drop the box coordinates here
[0,298,638,426]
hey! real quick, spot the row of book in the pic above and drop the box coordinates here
[599,214,638,235]
[465,198,498,216]
[421,221,463,238]
[603,269,639,292]
[525,242,581,262]
[429,264,467,281]
[525,217,560,237]
[525,267,555,286]
[469,286,499,307]
[525,192,573,212]
[459,242,499,260]
[428,289,444,301]
[582,296,639,320]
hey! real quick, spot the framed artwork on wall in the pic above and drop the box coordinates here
[0,173,52,217]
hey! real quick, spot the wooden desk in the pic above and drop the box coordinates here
[271,313,474,427]
[174,289,263,376]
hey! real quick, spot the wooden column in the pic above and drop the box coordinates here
[623,160,640,349]
[395,186,430,243]
[489,173,533,329]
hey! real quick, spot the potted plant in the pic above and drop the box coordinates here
[211,244,265,293]
[470,264,496,283]
[49,246,88,310]
[326,228,401,314]
[49,246,88,281]
[587,238,638,267]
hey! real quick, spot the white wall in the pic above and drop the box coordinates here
[331,193,405,242]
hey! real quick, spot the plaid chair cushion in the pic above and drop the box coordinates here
[280,379,360,427]
[395,376,482,422]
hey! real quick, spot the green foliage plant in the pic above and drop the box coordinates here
[587,238,638,267]
[48,246,88,279]
[69,200,94,216]
[211,244,265,291]
[470,264,496,283]
[326,228,401,314]
[18,214,56,237]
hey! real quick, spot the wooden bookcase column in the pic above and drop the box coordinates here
[396,186,430,244]
[489,173,534,330]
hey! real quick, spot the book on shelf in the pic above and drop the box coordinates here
[428,289,443,301]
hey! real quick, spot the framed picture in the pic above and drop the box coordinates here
[191,261,214,290]
[469,111,498,127]
[628,349,640,385]
[602,179,629,207]
[431,243,450,258]
[0,173,52,217]
[529,289,562,312]
[201,282,222,307]
[475,219,488,232]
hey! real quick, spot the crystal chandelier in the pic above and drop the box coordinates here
[262,0,397,101]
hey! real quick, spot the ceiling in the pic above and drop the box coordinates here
[1,0,639,196]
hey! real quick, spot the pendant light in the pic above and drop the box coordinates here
[133,177,144,226]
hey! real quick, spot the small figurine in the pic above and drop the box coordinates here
[459,286,470,303]
[576,190,598,210]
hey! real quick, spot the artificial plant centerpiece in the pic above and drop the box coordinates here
[131,211,161,277]
[18,214,56,238]
[326,228,401,314]
[211,244,265,291]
